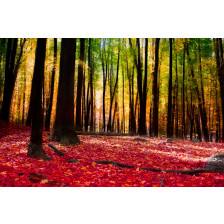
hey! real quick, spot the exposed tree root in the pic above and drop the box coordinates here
[48,144,65,156]
[94,160,134,168]
[28,142,52,161]
[94,160,224,174]
[142,167,212,174]
[67,159,79,163]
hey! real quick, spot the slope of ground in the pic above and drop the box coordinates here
[0,120,224,187]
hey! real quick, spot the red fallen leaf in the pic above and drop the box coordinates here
[2,120,224,187]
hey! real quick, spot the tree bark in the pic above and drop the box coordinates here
[52,38,80,145]
[45,38,57,131]
[107,40,120,132]
[1,38,18,121]
[167,38,173,138]
[216,38,224,140]
[76,38,85,131]
[152,38,160,137]
[174,44,179,137]
[182,40,186,139]
[28,38,52,161]
[89,39,94,131]
[198,38,209,141]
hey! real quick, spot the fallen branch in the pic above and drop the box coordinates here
[76,131,128,136]
[133,138,149,142]
[94,160,224,174]
[142,167,213,174]
[48,144,65,156]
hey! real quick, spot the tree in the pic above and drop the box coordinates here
[1,38,26,121]
[215,38,224,140]
[45,38,57,131]
[173,40,179,137]
[84,38,94,132]
[129,38,148,135]
[0,38,6,103]
[167,38,173,138]
[152,38,160,137]
[52,38,80,145]
[76,38,85,131]
[126,43,136,135]
[28,38,52,161]
[182,39,186,139]
[107,39,120,132]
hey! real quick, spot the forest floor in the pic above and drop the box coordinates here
[0,120,224,187]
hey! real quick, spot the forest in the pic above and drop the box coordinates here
[0,38,224,187]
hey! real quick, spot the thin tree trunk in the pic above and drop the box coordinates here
[167,38,173,138]
[152,38,160,137]
[175,46,179,137]
[101,39,107,132]
[45,38,57,131]
[122,61,125,133]
[216,38,224,140]
[198,38,209,141]
[182,40,186,139]
[85,83,90,131]
[22,70,26,124]
[76,38,85,131]
[1,38,18,121]
[89,38,94,131]
[107,41,120,132]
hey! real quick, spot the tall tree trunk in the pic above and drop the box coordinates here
[167,38,173,138]
[174,46,179,137]
[142,38,148,135]
[101,39,108,132]
[215,78,221,142]
[76,38,85,131]
[152,38,160,137]
[0,39,6,98]
[129,38,147,135]
[215,38,224,140]
[22,70,26,124]
[198,38,209,141]
[53,38,80,145]
[28,38,52,161]
[182,40,186,139]
[107,41,120,132]
[45,38,57,131]
[122,61,125,133]
[89,38,94,131]
[1,38,18,121]
[136,38,145,135]
[126,43,136,135]
[82,69,86,129]
[85,83,90,131]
